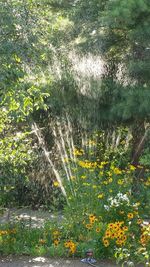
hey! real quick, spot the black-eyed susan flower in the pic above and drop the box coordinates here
[103,239,109,247]
[123,226,128,231]
[86,224,93,230]
[137,219,142,225]
[127,213,134,219]
[64,240,76,254]
[96,227,101,233]
[54,239,59,246]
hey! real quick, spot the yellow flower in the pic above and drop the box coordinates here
[64,241,71,248]
[81,175,86,179]
[64,242,69,248]
[98,193,104,199]
[123,226,128,231]
[89,214,96,222]
[89,214,96,219]
[127,213,134,219]
[118,230,124,237]
[53,181,59,187]
[116,222,123,227]
[73,148,83,156]
[103,239,109,247]
[53,230,60,236]
[129,164,136,171]
[64,241,76,254]
[108,223,114,229]
[116,238,122,245]
[2,231,6,236]
[122,235,127,241]
[144,177,150,186]
[113,167,122,175]
[96,227,101,233]
[111,233,116,239]
[105,230,111,238]
[117,179,124,185]
[78,160,97,169]
[98,161,108,169]
[54,239,59,246]
[101,161,108,165]
[98,165,103,169]
[140,225,150,246]
[92,185,97,189]
[137,219,142,225]
[70,246,76,254]
[108,178,113,183]
[86,224,93,229]
[64,157,69,163]
[102,237,107,242]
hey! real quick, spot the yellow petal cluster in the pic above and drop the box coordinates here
[103,221,127,247]
[64,240,76,254]
[140,224,150,246]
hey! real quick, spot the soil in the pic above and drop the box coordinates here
[0,256,119,267]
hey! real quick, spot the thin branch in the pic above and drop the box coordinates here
[31,122,67,199]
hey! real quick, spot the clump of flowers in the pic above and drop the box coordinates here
[105,193,130,210]
[84,214,99,230]
[73,148,84,156]
[103,221,128,247]
[0,229,16,235]
[64,240,77,254]
[52,230,60,247]
[88,214,97,226]
[140,223,150,246]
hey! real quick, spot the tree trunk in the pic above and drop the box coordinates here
[131,121,147,166]
[131,121,149,193]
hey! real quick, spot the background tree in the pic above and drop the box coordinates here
[0,0,150,207]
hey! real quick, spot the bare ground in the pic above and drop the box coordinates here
[0,256,119,267]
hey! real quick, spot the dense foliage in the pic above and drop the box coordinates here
[0,0,150,265]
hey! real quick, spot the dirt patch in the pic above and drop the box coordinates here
[0,256,119,267]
